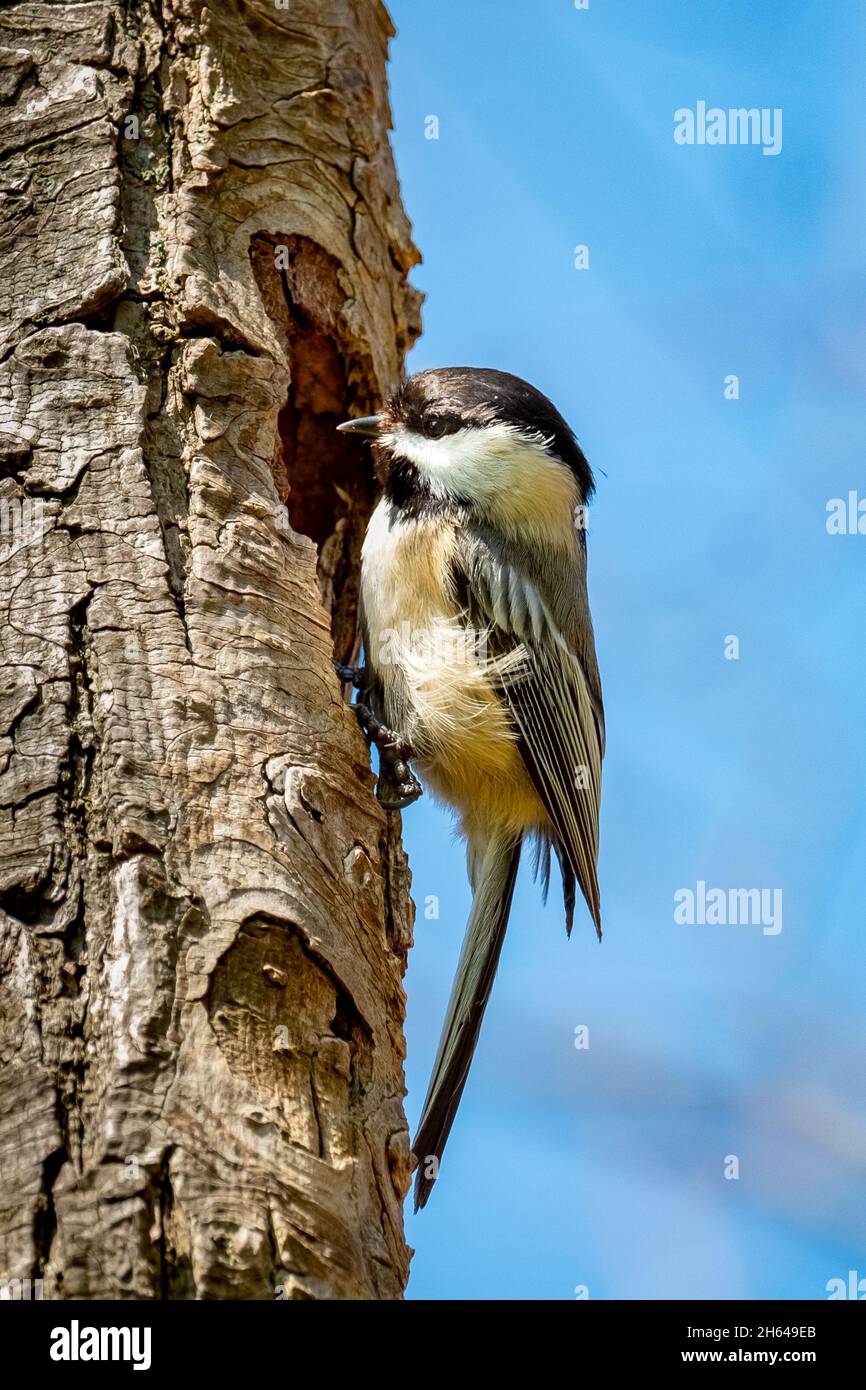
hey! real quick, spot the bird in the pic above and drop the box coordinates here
[336,367,605,1210]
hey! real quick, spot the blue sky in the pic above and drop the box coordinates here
[385,0,866,1299]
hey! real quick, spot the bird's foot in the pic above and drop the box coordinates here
[333,659,367,689]
[353,702,423,811]
[377,756,424,812]
[353,702,412,758]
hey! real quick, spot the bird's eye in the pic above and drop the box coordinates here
[423,412,458,439]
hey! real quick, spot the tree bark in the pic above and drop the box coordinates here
[0,0,421,1300]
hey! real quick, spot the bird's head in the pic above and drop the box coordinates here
[338,367,593,538]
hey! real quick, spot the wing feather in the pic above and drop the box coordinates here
[453,530,604,936]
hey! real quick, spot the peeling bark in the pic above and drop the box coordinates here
[0,0,421,1300]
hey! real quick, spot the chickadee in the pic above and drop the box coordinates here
[337,367,604,1210]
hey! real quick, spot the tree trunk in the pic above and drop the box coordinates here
[0,0,421,1300]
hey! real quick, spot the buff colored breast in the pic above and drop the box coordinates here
[361,499,544,836]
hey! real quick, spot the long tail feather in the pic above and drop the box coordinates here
[412,830,522,1210]
[554,840,576,938]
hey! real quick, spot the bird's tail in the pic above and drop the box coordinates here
[412,828,522,1210]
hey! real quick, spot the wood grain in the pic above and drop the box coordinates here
[0,0,421,1300]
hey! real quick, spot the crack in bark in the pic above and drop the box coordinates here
[31,1145,65,1282]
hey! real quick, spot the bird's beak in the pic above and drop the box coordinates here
[336,415,382,440]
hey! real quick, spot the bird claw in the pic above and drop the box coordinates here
[352,701,423,812]
[377,766,424,812]
[333,659,366,689]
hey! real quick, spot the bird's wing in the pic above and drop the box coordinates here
[451,529,604,936]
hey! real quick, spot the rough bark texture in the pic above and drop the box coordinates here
[0,0,422,1300]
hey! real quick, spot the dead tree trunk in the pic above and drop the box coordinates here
[0,0,421,1300]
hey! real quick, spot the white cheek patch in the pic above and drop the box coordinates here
[380,422,553,497]
[379,421,578,535]
[378,423,484,495]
